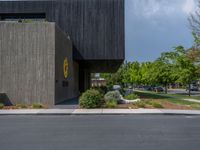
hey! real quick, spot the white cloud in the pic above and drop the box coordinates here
[127,0,197,18]
[125,0,195,62]
[142,0,160,17]
[182,0,196,14]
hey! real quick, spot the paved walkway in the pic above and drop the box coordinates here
[53,97,79,109]
[135,90,200,103]
[183,98,200,103]
[1,109,200,115]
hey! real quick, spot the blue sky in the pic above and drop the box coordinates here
[125,0,197,62]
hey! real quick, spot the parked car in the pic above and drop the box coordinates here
[128,85,132,89]
[136,85,145,90]
[154,87,164,92]
[186,85,199,91]
[143,86,154,91]
[113,85,121,91]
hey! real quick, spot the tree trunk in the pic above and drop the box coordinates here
[165,84,168,94]
[188,83,191,96]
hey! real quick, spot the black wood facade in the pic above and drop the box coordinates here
[0,0,124,72]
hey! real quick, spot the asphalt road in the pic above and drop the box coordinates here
[0,115,200,150]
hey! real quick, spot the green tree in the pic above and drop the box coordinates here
[128,61,141,86]
[189,0,200,36]
[100,63,128,89]
[140,62,154,85]
[121,62,132,86]
[149,60,174,94]
[173,46,197,96]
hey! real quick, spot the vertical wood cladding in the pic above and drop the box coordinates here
[0,0,125,61]
[0,22,55,105]
[55,25,79,104]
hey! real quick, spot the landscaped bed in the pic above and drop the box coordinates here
[78,88,200,110]
[0,103,46,109]
[117,100,193,109]
[116,90,200,110]
[1,89,200,110]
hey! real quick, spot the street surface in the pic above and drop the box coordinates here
[0,115,200,150]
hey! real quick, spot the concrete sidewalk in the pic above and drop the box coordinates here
[1,109,200,115]
[183,98,200,103]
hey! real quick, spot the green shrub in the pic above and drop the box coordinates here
[125,89,134,96]
[22,20,33,23]
[106,84,113,92]
[0,103,4,109]
[105,99,117,108]
[124,94,139,100]
[79,89,104,108]
[191,104,200,110]
[144,100,153,105]
[104,91,121,103]
[92,86,108,95]
[152,102,163,108]
[32,103,44,109]
[119,88,126,96]
[135,101,145,108]
[16,104,28,109]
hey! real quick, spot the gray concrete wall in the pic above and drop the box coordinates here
[0,22,55,105]
[55,25,79,104]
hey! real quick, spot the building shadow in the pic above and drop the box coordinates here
[0,93,13,106]
[53,97,79,109]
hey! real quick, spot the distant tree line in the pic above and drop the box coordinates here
[101,3,200,96]
[101,43,199,96]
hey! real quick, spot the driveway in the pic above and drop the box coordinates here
[0,115,200,150]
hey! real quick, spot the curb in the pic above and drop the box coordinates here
[1,109,200,115]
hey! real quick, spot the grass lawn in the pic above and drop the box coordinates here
[134,90,200,101]
[167,93,200,100]
[131,90,200,110]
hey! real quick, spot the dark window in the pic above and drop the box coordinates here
[0,13,46,21]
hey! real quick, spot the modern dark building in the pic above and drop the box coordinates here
[0,0,124,106]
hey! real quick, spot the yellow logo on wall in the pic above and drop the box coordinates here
[63,57,69,79]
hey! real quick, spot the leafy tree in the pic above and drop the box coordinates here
[140,62,154,85]
[100,45,198,97]
[148,60,174,94]
[189,1,200,36]
[192,32,200,48]
[188,3,200,68]
[100,72,121,90]
[100,63,128,89]
[186,33,200,62]
[128,61,141,86]
[121,62,132,86]
[174,46,197,96]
